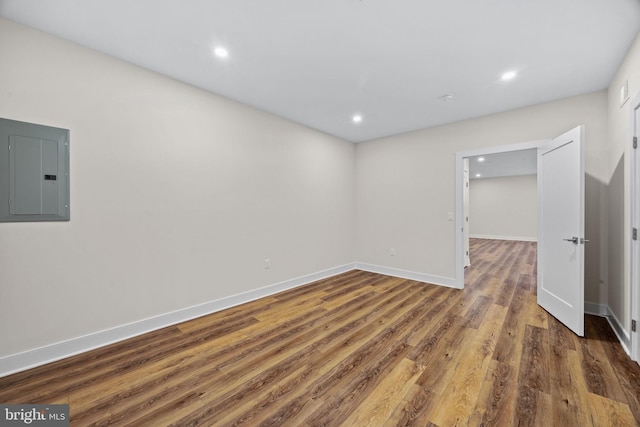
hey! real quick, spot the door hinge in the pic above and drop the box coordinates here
[634,228,638,241]
[634,136,638,149]
[633,320,637,332]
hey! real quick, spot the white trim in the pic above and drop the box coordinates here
[584,302,608,316]
[630,92,640,362]
[456,140,550,159]
[584,303,631,356]
[470,234,537,242]
[0,263,357,378]
[605,306,631,355]
[456,140,549,288]
[354,262,459,289]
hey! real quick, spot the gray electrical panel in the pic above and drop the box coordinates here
[0,118,70,222]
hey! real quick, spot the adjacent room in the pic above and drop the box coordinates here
[1,1,640,425]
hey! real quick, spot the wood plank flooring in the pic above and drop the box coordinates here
[1,238,639,426]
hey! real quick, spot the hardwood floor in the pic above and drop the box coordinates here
[1,239,639,426]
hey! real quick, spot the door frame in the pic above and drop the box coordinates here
[631,92,640,362]
[463,158,470,267]
[455,139,548,288]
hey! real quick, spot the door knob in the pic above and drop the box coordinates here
[563,237,579,244]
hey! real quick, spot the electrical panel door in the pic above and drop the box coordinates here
[0,118,70,222]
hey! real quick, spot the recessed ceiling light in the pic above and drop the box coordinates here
[477,157,485,162]
[501,71,517,81]
[214,47,229,58]
[476,173,482,178]
[352,114,363,124]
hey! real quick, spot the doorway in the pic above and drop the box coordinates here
[456,127,586,337]
[455,139,547,288]
[464,150,538,243]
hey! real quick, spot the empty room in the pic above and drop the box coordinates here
[1,1,640,426]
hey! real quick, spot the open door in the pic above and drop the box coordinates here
[538,126,585,336]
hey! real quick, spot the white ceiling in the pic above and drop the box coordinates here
[1,0,639,142]
[468,149,537,180]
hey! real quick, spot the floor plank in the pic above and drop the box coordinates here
[1,238,639,426]
[471,360,517,426]
[550,345,593,426]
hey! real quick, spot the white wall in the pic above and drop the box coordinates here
[355,91,608,300]
[0,15,631,369]
[0,18,356,359]
[469,175,537,241]
[607,31,640,332]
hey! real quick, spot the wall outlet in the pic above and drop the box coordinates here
[447,212,454,221]
[390,248,396,256]
[264,258,271,269]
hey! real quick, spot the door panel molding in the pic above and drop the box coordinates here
[537,126,585,337]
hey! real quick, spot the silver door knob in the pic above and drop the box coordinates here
[563,237,579,244]
[580,238,590,244]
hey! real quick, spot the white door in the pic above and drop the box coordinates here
[632,97,640,361]
[537,126,585,336]
[463,158,471,267]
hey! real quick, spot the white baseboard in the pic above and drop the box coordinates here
[584,302,608,316]
[354,262,459,289]
[584,302,631,356]
[604,307,631,356]
[470,234,537,242]
[7,266,619,378]
[0,263,357,378]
